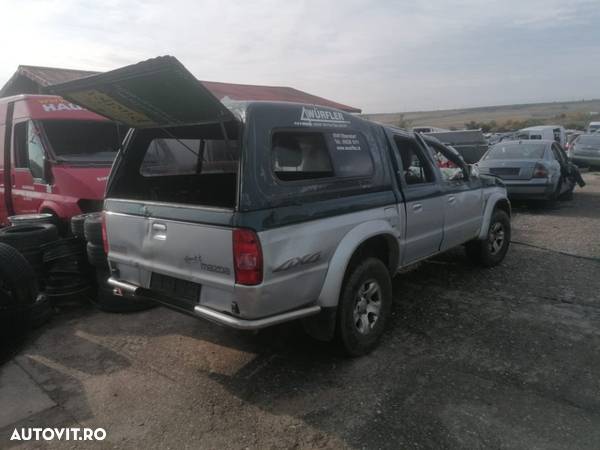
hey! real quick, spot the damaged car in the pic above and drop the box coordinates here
[477,140,584,201]
[49,56,513,356]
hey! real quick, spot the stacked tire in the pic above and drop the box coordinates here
[0,243,38,360]
[8,213,56,227]
[41,237,93,298]
[0,224,59,287]
[70,213,88,240]
[78,214,155,313]
[83,214,108,269]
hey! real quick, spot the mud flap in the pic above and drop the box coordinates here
[302,307,337,341]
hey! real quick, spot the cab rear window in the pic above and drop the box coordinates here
[272,130,373,181]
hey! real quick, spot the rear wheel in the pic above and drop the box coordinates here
[549,178,563,201]
[334,258,392,356]
[466,209,511,267]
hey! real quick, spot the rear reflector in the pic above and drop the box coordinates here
[232,229,263,285]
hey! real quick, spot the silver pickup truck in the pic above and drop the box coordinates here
[49,57,511,355]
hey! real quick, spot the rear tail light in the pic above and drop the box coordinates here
[532,163,548,178]
[233,229,263,285]
[101,212,109,254]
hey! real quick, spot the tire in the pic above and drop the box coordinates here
[87,242,108,268]
[334,258,392,356]
[8,213,55,227]
[549,178,562,201]
[84,213,103,245]
[465,209,511,267]
[0,223,59,251]
[30,293,53,328]
[92,270,156,313]
[0,243,38,355]
[70,214,88,239]
[559,182,575,200]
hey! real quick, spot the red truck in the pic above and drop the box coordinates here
[0,94,123,226]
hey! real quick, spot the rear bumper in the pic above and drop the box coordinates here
[107,278,321,330]
[501,179,554,198]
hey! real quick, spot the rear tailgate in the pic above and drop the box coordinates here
[106,204,236,300]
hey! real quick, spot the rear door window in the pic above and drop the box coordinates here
[393,136,435,185]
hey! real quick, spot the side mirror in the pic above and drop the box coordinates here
[468,164,479,178]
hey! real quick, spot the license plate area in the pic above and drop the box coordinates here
[148,273,201,311]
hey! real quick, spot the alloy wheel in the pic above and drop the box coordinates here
[353,279,382,335]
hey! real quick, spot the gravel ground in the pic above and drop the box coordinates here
[2,172,600,449]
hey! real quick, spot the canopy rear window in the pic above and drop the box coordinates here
[109,122,240,209]
[141,138,238,177]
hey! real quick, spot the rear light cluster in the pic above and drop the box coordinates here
[232,229,263,285]
[101,212,109,254]
[532,163,549,178]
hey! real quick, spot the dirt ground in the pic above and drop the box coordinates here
[2,172,600,449]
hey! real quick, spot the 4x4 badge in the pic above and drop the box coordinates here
[273,252,321,273]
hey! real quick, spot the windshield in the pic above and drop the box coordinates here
[42,120,126,163]
[485,143,547,160]
[576,135,600,146]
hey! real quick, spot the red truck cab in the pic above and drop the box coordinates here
[0,94,123,226]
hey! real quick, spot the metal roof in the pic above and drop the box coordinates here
[0,65,361,113]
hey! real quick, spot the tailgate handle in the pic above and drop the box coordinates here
[151,222,167,241]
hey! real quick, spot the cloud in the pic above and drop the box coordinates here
[1,0,599,112]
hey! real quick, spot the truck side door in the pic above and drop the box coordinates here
[388,132,444,264]
[422,138,484,251]
[11,120,47,214]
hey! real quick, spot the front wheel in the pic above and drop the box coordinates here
[335,258,392,356]
[466,209,511,267]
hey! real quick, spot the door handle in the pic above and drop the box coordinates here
[412,203,423,212]
[152,223,167,231]
[447,195,456,204]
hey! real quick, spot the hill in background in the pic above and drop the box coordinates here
[363,99,600,132]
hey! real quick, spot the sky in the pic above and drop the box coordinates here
[0,0,599,113]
